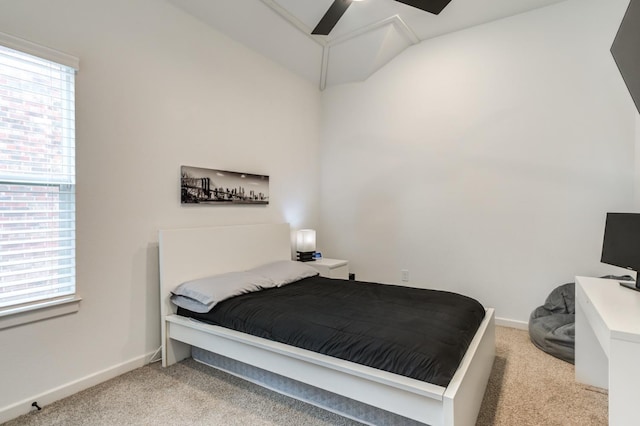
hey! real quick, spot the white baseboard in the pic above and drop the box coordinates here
[0,351,156,424]
[1,318,529,423]
[495,317,528,330]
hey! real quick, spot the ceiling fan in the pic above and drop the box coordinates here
[312,0,453,36]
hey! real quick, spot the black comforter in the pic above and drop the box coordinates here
[177,276,485,387]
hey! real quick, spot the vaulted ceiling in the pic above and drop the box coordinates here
[168,0,568,90]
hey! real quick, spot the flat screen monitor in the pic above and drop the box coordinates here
[601,212,640,291]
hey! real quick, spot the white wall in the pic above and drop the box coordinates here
[0,0,321,420]
[319,0,636,324]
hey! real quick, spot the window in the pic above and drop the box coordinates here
[0,33,79,325]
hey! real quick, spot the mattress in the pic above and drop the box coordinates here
[177,276,486,387]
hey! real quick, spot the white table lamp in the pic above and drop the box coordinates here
[296,229,316,262]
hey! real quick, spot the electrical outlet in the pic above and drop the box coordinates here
[401,269,409,282]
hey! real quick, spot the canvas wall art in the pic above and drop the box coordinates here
[181,165,269,205]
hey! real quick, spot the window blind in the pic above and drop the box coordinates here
[0,42,76,309]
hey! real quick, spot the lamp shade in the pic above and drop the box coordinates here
[296,229,316,252]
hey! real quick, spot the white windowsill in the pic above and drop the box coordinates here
[0,296,82,330]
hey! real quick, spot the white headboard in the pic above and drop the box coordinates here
[159,223,292,316]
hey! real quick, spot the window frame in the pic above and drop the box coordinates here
[0,32,81,329]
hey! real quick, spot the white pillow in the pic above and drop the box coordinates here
[170,271,275,313]
[248,260,318,287]
[170,294,214,313]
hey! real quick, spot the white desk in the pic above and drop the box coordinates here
[575,276,640,425]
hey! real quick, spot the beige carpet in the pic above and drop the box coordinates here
[5,326,607,425]
[476,327,607,426]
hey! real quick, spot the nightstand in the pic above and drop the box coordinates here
[309,258,349,279]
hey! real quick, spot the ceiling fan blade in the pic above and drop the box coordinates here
[394,0,453,15]
[312,0,353,36]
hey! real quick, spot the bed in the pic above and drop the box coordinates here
[159,223,495,426]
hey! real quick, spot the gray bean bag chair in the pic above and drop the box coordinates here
[529,282,576,364]
[529,275,634,364]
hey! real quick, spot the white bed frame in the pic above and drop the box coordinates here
[159,223,495,426]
